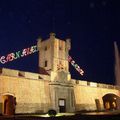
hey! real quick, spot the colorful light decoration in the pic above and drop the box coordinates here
[0,44,84,76]
[0,45,38,64]
[68,55,84,76]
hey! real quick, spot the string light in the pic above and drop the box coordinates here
[0,45,84,76]
[0,45,38,64]
[68,55,84,76]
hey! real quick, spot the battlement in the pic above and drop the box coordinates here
[72,79,120,90]
[0,68,120,90]
[0,68,50,80]
[0,68,19,77]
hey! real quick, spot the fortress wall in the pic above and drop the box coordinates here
[74,83,119,111]
[0,68,51,80]
[0,75,51,114]
[0,68,120,113]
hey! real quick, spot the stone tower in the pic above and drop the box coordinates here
[37,33,71,78]
[37,33,74,113]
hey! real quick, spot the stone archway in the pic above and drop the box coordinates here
[2,93,16,115]
[102,93,120,110]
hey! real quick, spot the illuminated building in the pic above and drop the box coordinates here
[0,33,120,115]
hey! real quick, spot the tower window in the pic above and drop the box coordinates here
[59,46,62,50]
[45,61,48,67]
[44,46,47,51]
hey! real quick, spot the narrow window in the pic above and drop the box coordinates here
[44,46,47,51]
[45,60,47,67]
[59,46,62,50]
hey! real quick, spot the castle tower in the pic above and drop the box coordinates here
[37,33,74,112]
[37,33,71,76]
[114,41,120,86]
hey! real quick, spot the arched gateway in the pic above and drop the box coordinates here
[2,93,16,115]
[102,93,120,110]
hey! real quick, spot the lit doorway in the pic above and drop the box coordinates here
[59,99,66,113]
[2,94,16,115]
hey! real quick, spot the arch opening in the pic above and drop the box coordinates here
[102,93,120,110]
[2,94,16,115]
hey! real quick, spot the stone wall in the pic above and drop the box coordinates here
[0,68,120,113]
[0,74,51,114]
[73,80,120,111]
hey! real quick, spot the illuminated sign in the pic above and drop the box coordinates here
[68,55,84,76]
[0,45,38,64]
[0,44,84,76]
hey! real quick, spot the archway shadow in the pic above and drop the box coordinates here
[102,93,120,110]
[2,94,16,115]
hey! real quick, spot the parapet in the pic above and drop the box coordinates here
[19,71,39,79]
[1,68,19,77]
[0,68,50,80]
[72,79,119,90]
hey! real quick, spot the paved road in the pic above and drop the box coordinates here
[0,111,120,120]
[80,110,120,115]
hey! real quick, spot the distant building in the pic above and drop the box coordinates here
[0,33,120,115]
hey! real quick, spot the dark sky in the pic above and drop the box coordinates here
[0,0,120,84]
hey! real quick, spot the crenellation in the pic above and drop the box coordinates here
[0,68,52,81]
[115,85,120,90]
[107,85,114,89]
[71,79,120,90]
[89,82,97,87]
[79,80,87,86]
[23,72,39,80]
[18,71,25,77]
[2,68,19,77]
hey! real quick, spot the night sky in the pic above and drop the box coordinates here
[0,0,120,84]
